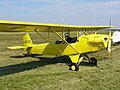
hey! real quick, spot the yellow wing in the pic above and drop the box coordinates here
[0,20,115,32]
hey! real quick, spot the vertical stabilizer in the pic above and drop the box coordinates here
[23,33,33,47]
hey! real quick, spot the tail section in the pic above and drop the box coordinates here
[8,33,33,51]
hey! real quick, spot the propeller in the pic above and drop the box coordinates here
[108,30,112,59]
[107,19,112,59]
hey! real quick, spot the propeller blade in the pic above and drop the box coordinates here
[108,35,112,59]
[108,18,112,59]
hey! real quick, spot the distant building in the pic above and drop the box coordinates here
[112,31,120,43]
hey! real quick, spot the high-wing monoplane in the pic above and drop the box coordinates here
[0,20,115,71]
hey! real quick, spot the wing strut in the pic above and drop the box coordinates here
[34,29,63,54]
[49,27,80,54]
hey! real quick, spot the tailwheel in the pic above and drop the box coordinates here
[89,57,97,65]
[24,52,31,57]
[69,63,79,71]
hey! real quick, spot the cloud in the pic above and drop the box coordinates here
[88,1,120,8]
[0,0,119,15]
[0,1,17,7]
[69,0,120,15]
[0,0,55,10]
[106,1,120,6]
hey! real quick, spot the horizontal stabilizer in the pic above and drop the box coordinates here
[8,46,24,50]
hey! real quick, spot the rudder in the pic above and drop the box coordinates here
[23,33,33,47]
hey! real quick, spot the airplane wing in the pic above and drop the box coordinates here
[0,20,115,32]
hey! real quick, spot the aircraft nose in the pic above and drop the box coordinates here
[101,37,109,48]
[104,38,108,41]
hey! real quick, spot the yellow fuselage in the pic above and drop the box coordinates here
[28,34,109,56]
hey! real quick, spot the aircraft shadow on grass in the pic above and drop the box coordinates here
[0,55,96,77]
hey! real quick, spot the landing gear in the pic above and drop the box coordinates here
[68,54,97,71]
[69,63,79,71]
[24,52,31,57]
[68,54,83,71]
[80,53,97,65]
[89,57,97,65]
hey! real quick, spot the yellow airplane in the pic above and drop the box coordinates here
[0,20,114,71]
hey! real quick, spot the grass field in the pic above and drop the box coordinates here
[0,32,120,90]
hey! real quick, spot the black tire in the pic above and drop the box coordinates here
[89,57,97,65]
[69,63,79,71]
[24,52,31,57]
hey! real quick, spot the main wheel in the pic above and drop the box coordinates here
[89,57,97,65]
[69,63,79,71]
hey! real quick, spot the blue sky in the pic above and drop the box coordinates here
[0,0,120,27]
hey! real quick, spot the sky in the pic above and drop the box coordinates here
[0,0,120,27]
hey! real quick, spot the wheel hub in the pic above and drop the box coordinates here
[71,65,76,71]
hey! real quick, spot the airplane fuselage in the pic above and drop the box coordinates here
[28,34,109,56]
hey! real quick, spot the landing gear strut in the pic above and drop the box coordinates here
[68,54,83,71]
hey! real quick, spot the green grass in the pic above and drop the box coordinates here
[0,32,120,90]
